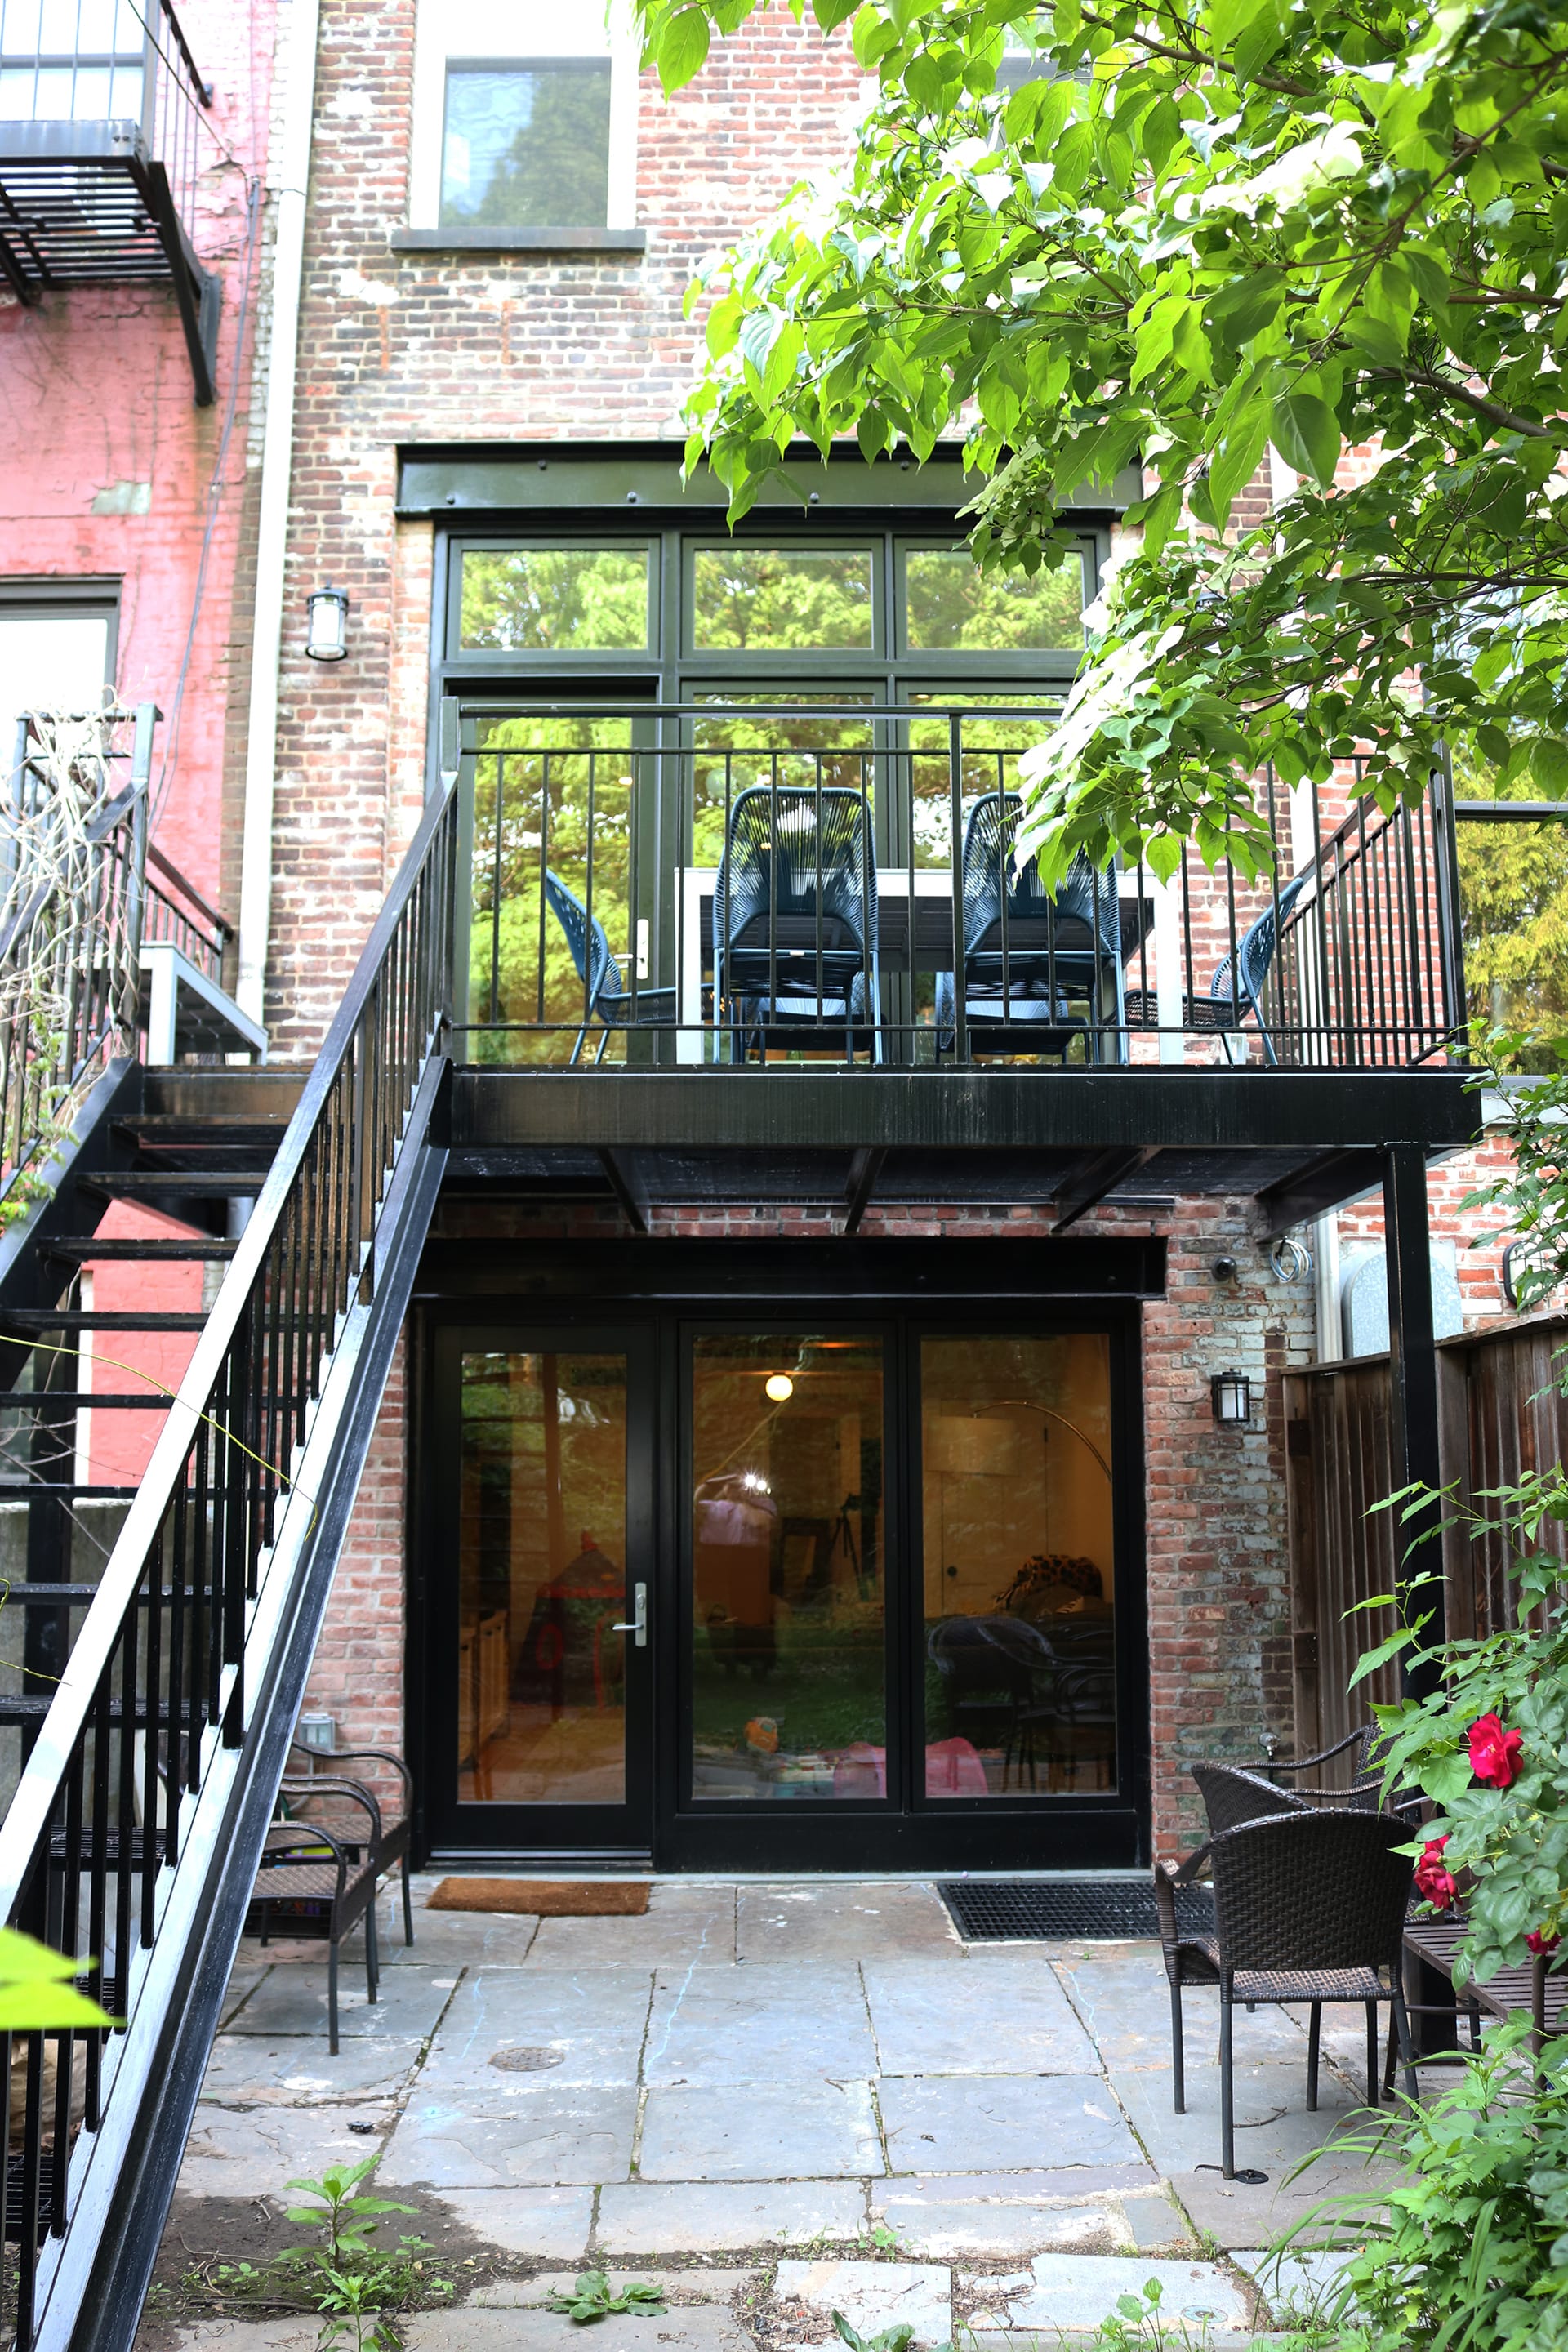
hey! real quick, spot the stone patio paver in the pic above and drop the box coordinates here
[226,1963,457,2042]
[175,2102,396,2199]
[1000,2250,1251,2333]
[862,1953,1096,2076]
[638,2080,882,2180]
[735,1884,956,1963]
[425,2186,597,2259]
[525,1886,737,1969]
[198,2032,425,2105]
[416,1968,654,2087]
[774,2257,951,2344]
[1115,2055,1369,2174]
[644,1961,875,2085]
[380,2084,640,2187]
[879,2072,1138,2173]
[405,2309,752,2352]
[596,2180,868,2252]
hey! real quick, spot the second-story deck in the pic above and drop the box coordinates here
[435,701,1478,1233]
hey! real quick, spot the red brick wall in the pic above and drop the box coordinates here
[303,1200,1316,1860]
[0,0,280,911]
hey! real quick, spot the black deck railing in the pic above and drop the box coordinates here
[0,778,458,2351]
[141,840,231,984]
[0,0,219,399]
[457,706,1464,1074]
[0,708,151,1225]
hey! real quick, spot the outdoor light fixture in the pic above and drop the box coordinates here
[305,583,349,662]
[764,1373,794,1401]
[1211,1369,1251,1426]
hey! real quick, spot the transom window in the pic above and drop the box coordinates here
[445,531,1094,683]
[410,0,637,234]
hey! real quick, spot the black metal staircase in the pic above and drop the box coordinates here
[0,770,458,2351]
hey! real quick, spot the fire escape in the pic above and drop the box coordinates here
[0,0,220,403]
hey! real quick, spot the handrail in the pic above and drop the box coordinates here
[145,840,231,939]
[0,773,459,2350]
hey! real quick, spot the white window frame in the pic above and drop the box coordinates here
[408,0,639,234]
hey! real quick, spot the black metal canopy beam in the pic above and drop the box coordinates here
[844,1147,886,1235]
[453,1068,1478,1156]
[597,1147,651,1234]
[1254,1148,1388,1238]
[1054,1146,1159,1234]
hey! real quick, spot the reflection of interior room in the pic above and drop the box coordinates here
[457,1351,629,1805]
[922,1334,1116,1797]
[690,1335,886,1801]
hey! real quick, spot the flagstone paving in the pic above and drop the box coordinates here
[145,1878,1392,2350]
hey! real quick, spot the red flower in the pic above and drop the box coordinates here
[1414,1836,1458,1910]
[1526,1928,1561,1958]
[1466,1714,1525,1789]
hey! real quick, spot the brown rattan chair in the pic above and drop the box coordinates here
[1253,1725,1384,1806]
[1155,1807,1417,2180]
[287,1738,415,1947]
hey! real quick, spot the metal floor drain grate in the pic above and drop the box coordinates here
[939,1878,1214,1940]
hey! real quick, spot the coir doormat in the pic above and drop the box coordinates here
[939,1877,1214,1940]
[428,1878,651,1917]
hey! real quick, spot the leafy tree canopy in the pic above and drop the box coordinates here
[635,0,1568,881]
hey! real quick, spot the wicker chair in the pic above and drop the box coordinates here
[713,783,880,1061]
[1254,1725,1384,1806]
[1155,1809,1418,2180]
[542,870,677,1065]
[1125,867,1312,1063]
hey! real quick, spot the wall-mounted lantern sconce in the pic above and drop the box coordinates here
[1210,1369,1251,1426]
[305,583,350,662]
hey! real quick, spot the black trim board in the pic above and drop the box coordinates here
[453,1067,1479,1154]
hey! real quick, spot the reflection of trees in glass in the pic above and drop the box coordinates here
[470,715,636,1064]
[461,549,648,653]
[440,62,611,230]
[693,550,874,648]
[1454,748,1568,1070]
[906,699,1061,869]
[906,549,1085,651]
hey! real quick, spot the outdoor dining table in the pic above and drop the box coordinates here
[1402,1912,1568,2078]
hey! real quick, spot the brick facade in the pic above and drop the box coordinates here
[270,0,1493,1867]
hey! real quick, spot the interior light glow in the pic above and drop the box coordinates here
[764,1373,794,1401]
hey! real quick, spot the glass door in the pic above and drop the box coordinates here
[429,1325,654,1853]
[917,1332,1119,1801]
[685,1330,891,1805]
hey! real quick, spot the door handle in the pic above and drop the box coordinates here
[612,1582,648,1648]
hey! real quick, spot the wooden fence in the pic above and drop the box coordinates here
[1283,1310,1568,1762]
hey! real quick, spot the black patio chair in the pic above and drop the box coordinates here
[1254,1725,1383,1806]
[543,869,676,1064]
[1155,1808,1417,2180]
[251,1809,381,2055]
[714,782,880,1061]
[286,1738,416,1947]
[935,795,1125,1061]
[1125,867,1313,1063]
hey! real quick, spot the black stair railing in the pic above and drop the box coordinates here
[1,706,153,1225]
[0,772,459,2352]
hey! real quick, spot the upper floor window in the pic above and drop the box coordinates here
[0,0,145,123]
[409,0,637,234]
[0,586,118,772]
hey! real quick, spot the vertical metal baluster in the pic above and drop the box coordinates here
[537,751,550,1035]
[114,1607,137,2019]
[166,1468,189,1864]
[141,1526,164,1944]
[948,711,967,1065]
[85,1674,111,2132]
[490,751,505,1028]
[585,750,598,1054]
[17,2029,44,2348]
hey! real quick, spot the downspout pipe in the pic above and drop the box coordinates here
[236,0,320,1033]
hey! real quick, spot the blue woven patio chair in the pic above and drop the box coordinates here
[935,794,1125,1060]
[1125,866,1314,1064]
[714,783,880,1062]
[543,869,676,1064]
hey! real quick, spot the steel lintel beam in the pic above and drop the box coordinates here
[597,1147,650,1233]
[1254,1148,1387,1239]
[1054,1146,1158,1234]
[454,1068,1478,1156]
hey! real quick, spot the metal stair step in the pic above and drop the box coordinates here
[43,1237,238,1261]
[0,1392,176,1410]
[81,1171,266,1194]
[0,1311,209,1332]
